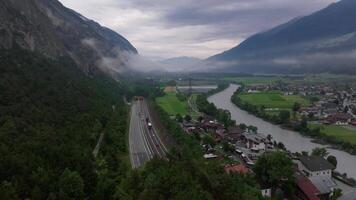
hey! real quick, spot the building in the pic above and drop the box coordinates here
[242,133,266,151]
[226,126,244,142]
[296,176,320,200]
[324,113,352,125]
[309,176,337,200]
[224,164,251,174]
[298,156,335,178]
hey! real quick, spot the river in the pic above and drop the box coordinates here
[208,84,356,178]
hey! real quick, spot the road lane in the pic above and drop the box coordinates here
[129,99,167,169]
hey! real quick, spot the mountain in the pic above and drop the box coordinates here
[160,56,205,72]
[161,56,202,64]
[0,1,135,198]
[209,0,356,74]
[0,0,137,75]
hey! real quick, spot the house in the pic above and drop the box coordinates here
[213,128,226,142]
[200,120,224,132]
[298,156,335,178]
[323,102,338,116]
[226,126,244,142]
[296,176,320,200]
[224,164,251,174]
[324,113,352,125]
[242,133,266,151]
[260,185,272,198]
[309,176,336,200]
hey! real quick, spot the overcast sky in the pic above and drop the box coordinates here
[59,0,338,60]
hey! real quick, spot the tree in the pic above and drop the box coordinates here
[58,169,85,200]
[277,142,286,150]
[311,147,329,157]
[254,152,295,195]
[300,116,308,130]
[327,155,338,167]
[247,125,258,133]
[293,102,301,117]
[175,114,183,123]
[202,135,215,147]
[239,123,247,131]
[279,110,290,124]
[222,141,234,152]
[331,188,342,200]
[184,115,192,122]
[0,181,19,200]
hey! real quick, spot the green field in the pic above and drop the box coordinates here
[223,76,283,85]
[156,92,188,116]
[238,92,310,109]
[309,124,356,145]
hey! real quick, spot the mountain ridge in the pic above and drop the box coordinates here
[0,0,137,76]
[209,0,356,74]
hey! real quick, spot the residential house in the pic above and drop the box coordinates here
[226,126,244,142]
[324,112,352,125]
[298,156,335,178]
[242,132,267,152]
[213,128,226,142]
[296,176,321,200]
[309,176,337,200]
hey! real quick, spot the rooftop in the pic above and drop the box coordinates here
[297,177,320,200]
[224,164,251,174]
[300,156,335,172]
[309,176,336,195]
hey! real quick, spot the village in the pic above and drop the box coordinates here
[178,100,355,200]
[245,82,356,125]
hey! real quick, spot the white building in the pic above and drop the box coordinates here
[298,156,335,178]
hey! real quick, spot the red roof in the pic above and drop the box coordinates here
[297,177,320,200]
[224,164,251,174]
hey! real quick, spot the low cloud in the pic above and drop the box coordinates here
[60,0,337,59]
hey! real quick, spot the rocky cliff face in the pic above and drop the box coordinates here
[0,0,137,75]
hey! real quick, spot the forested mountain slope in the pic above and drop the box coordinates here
[209,0,356,74]
[0,49,129,199]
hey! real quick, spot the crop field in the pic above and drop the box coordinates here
[156,92,188,116]
[222,76,283,85]
[309,124,356,145]
[237,92,310,109]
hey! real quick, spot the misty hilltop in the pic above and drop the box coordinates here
[209,0,356,74]
[0,0,137,76]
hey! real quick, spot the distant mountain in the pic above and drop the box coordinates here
[160,56,206,72]
[209,0,356,74]
[161,56,202,66]
[0,0,137,75]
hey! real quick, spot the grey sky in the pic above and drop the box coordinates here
[59,0,338,60]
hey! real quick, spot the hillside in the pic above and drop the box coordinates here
[0,48,130,199]
[0,0,137,76]
[209,0,356,74]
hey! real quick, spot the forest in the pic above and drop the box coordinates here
[0,49,128,199]
[0,49,267,199]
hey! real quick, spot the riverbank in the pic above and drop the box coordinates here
[231,86,356,155]
[208,84,356,179]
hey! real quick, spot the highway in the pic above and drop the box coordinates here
[129,99,167,169]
